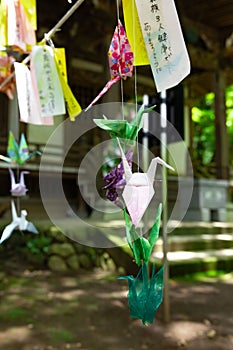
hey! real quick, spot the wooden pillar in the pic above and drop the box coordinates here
[214,70,229,179]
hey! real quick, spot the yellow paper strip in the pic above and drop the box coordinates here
[54,48,82,121]
[122,0,149,66]
[0,0,8,47]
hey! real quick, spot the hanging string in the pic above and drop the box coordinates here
[116,0,125,121]
[0,0,86,91]
[131,0,140,172]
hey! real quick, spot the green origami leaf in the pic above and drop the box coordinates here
[119,262,164,325]
[124,204,162,265]
[148,203,162,254]
[93,104,156,142]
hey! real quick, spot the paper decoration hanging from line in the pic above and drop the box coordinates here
[0,0,36,52]
[9,168,29,197]
[118,139,174,227]
[14,62,54,125]
[30,45,66,117]
[135,0,190,92]
[122,0,149,66]
[0,131,41,164]
[86,20,134,111]
[0,200,38,244]
[20,0,37,30]
[54,48,82,121]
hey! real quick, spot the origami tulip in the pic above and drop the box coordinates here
[119,262,164,325]
[124,204,162,266]
[9,168,29,197]
[0,200,38,244]
[118,140,174,227]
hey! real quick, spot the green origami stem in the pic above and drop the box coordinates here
[124,203,162,265]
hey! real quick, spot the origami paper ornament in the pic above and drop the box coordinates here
[119,262,164,325]
[124,204,162,266]
[103,149,133,208]
[118,140,174,227]
[9,168,29,197]
[86,20,133,110]
[0,131,41,164]
[0,200,38,244]
[94,104,155,144]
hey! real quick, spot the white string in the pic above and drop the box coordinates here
[131,0,140,172]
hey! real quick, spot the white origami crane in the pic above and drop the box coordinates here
[0,200,38,244]
[118,141,175,227]
[9,168,29,197]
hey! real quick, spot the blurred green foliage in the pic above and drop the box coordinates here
[192,88,233,177]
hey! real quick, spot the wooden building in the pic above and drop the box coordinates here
[0,0,233,216]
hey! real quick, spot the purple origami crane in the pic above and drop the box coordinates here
[9,168,29,197]
[103,149,133,208]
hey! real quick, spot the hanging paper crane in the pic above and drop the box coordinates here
[0,131,41,165]
[0,200,38,244]
[118,139,174,227]
[86,20,134,111]
[9,168,29,197]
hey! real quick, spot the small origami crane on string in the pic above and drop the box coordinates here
[118,140,174,227]
[119,262,164,325]
[124,204,162,266]
[94,104,155,144]
[86,20,134,111]
[0,131,41,165]
[9,168,29,197]
[0,200,38,244]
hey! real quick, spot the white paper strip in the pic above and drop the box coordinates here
[14,62,54,125]
[31,45,66,117]
[135,0,190,92]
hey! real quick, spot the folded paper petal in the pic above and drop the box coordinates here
[103,149,133,207]
[119,262,164,325]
